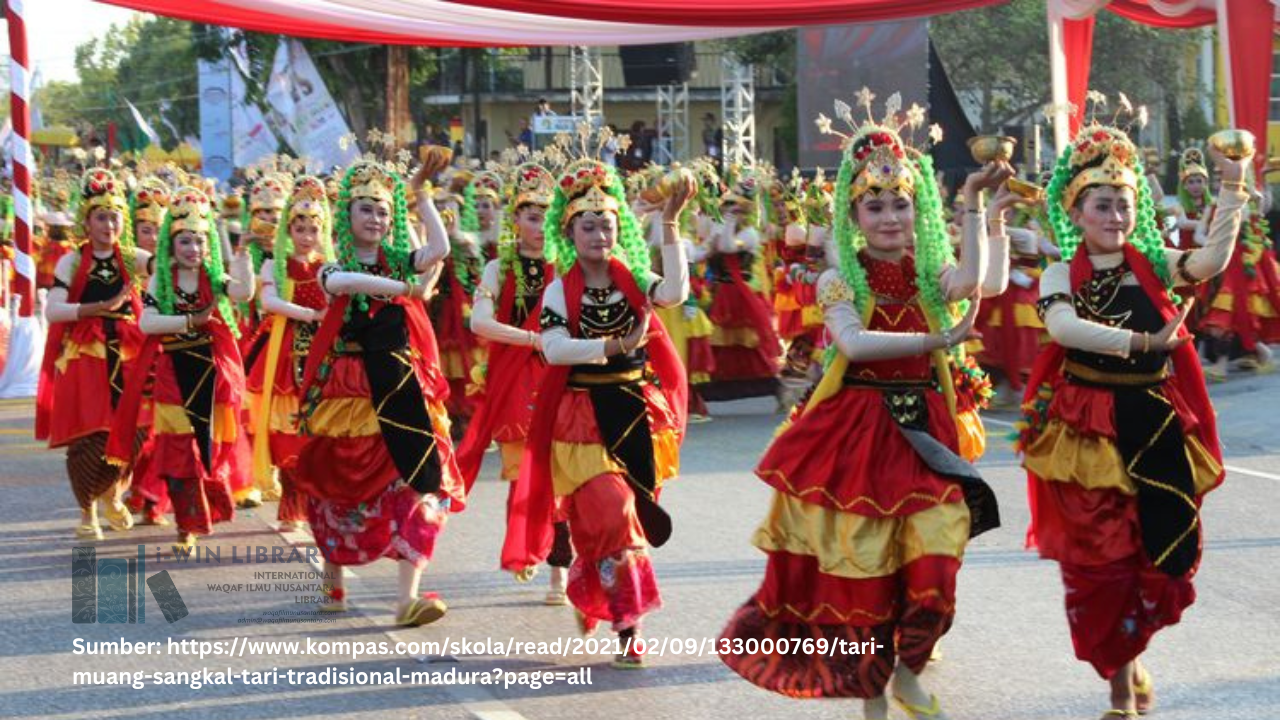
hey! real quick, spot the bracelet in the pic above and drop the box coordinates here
[403,278,418,299]
[1220,180,1247,191]
[185,313,193,332]
[662,220,678,227]
[941,327,952,347]
[1141,332,1151,353]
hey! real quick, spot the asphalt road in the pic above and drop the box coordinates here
[1,366,1277,720]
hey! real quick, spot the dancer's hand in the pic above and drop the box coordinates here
[963,161,1015,200]
[189,304,216,329]
[1132,299,1195,353]
[663,172,698,222]
[935,298,982,350]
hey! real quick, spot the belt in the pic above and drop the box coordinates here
[568,369,644,386]
[161,336,212,351]
[1064,359,1168,387]
[842,373,934,390]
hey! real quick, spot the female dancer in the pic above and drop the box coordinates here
[293,157,466,626]
[247,176,332,531]
[719,103,1008,720]
[503,159,694,667]
[457,162,573,604]
[39,169,150,539]
[109,186,254,547]
[1017,121,1248,718]
[702,176,782,401]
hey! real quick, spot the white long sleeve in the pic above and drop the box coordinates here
[43,253,83,323]
[939,211,987,301]
[138,275,189,335]
[538,278,607,366]
[320,264,408,297]
[818,270,932,362]
[470,259,538,347]
[982,229,1010,298]
[1164,187,1248,285]
[648,242,689,307]
[259,259,320,323]
[1038,262,1133,357]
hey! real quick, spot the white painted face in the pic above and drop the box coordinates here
[1069,185,1136,255]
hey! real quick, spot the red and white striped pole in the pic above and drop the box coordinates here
[0,0,42,399]
[5,0,33,317]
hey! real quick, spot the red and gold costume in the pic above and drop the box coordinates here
[36,170,147,522]
[720,110,998,700]
[503,160,689,647]
[246,176,332,525]
[1019,121,1247,681]
[294,162,465,569]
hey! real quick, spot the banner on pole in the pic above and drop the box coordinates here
[265,40,358,173]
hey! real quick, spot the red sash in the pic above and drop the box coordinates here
[455,260,553,491]
[500,258,687,571]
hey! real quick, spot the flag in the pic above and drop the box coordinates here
[125,99,162,147]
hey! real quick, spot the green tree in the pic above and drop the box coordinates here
[933,0,1205,143]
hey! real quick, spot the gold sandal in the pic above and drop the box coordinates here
[396,593,447,627]
[1133,669,1155,715]
[102,501,134,532]
[893,694,944,719]
[75,523,104,541]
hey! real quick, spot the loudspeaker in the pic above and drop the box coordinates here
[619,43,695,87]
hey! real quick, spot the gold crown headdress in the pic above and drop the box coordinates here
[249,173,291,212]
[509,162,555,210]
[345,162,398,203]
[169,186,213,235]
[817,88,939,201]
[78,168,130,222]
[1179,147,1209,182]
[557,159,620,230]
[470,170,505,201]
[287,175,330,222]
[1062,124,1140,210]
[1055,91,1150,210]
[133,178,171,226]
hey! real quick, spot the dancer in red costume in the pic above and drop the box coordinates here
[503,156,694,668]
[720,95,1008,720]
[458,161,572,604]
[293,156,466,626]
[246,176,333,531]
[39,169,152,540]
[108,186,255,547]
[1016,111,1249,718]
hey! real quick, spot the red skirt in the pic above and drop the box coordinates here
[709,280,780,384]
[721,385,969,698]
[976,283,1043,390]
[46,320,145,448]
[296,352,466,567]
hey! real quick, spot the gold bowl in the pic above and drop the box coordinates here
[1263,156,1280,176]
[418,144,454,167]
[968,135,1017,163]
[1006,177,1045,202]
[1208,129,1255,161]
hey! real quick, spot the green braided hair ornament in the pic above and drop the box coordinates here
[544,161,650,289]
[1045,132,1173,292]
[332,161,415,316]
[273,176,336,296]
[460,182,480,233]
[153,189,240,338]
